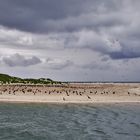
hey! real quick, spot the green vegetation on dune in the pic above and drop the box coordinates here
[0,73,61,85]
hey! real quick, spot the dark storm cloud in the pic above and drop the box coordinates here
[2,53,42,67]
[0,0,92,32]
[109,51,140,59]
[0,0,123,33]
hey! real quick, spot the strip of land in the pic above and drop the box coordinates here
[0,83,140,103]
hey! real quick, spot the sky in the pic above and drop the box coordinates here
[0,0,140,81]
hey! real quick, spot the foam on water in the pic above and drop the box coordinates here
[0,103,140,140]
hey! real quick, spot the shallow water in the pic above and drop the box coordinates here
[0,103,140,140]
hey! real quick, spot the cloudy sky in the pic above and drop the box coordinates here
[0,0,140,81]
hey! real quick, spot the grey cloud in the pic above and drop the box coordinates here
[0,0,140,61]
[46,58,73,70]
[2,53,41,67]
[64,29,140,59]
[0,26,65,51]
[0,0,135,33]
[106,39,140,59]
[1,24,140,60]
[0,0,99,33]
[80,60,112,70]
[109,51,140,59]
[44,10,129,33]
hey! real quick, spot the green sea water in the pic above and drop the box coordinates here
[0,103,140,140]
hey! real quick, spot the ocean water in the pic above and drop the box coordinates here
[0,103,140,140]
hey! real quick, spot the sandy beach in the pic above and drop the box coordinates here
[0,83,140,103]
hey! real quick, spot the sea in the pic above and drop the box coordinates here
[0,103,140,140]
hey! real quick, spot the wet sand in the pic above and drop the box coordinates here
[0,83,140,103]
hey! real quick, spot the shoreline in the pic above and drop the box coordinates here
[0,95,140,104]
[0,100,140,104]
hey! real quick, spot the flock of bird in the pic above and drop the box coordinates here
[0,85,139,101]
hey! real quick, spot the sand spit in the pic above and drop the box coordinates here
[0,83,140,103]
